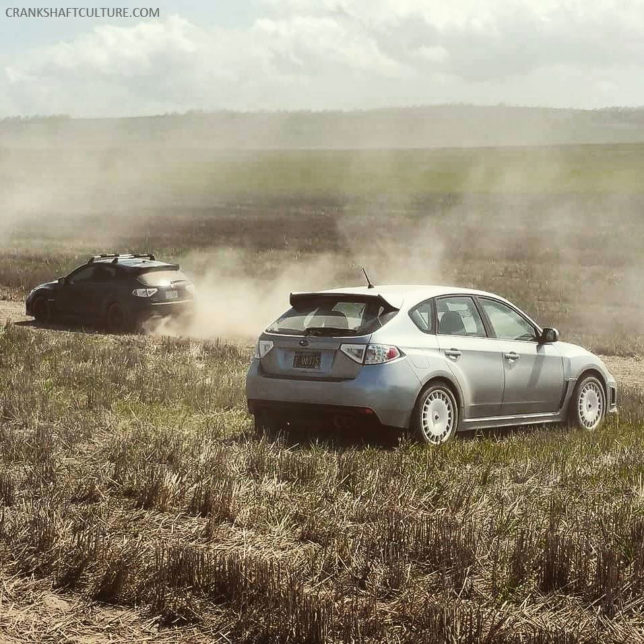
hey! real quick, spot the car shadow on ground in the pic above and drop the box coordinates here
[16,316,175,337]
[251,421,571,451]
[253,425,405,450]
[15,318,114,336]
[460,423,571,442]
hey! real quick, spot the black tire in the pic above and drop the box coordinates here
[105,303,129,333]
[32,297,50,323]
[568,375,606,431]
[412,383,459,445]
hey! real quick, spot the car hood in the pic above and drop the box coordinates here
[27,281,59,298]
[33,281,59,290]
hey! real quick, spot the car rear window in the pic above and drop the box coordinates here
[267,297,398,336]
[137,270,189,286]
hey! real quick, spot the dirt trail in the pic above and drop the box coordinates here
[0,299,27,324]
[2,297,641,391]
[0,572,194,643]
[599,355,644,391]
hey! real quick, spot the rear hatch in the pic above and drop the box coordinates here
[137,268,194,303]
[261,334,371,380]
[260,292,399,381]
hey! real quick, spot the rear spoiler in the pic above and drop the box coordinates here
[290,291,402,310]
[134,263,180,272]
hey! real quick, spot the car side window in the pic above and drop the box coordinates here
[92,265,116,283]
[67,266,95,284]
[479,299,537,341]
[436,296,486,337]
[409,299,435,333]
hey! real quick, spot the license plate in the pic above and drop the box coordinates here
[165,290,178,300]
[293,351,321,369]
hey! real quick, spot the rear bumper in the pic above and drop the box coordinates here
[245,357,421,429]
[249,400,384,430]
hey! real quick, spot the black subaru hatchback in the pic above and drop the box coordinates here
[25,253,195,332]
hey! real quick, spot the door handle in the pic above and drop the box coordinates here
[504,351,520,361]
[445,348,462,359]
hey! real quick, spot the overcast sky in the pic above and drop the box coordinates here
[1,0,643,117]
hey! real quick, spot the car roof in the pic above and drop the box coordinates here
[300,284,508,309]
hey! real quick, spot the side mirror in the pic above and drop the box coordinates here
[539,327,559,343]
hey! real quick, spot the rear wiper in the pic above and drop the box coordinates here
[304,326,358,337]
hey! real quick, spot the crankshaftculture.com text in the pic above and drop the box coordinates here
[5,7,160,18]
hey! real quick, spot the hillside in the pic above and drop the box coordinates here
[2,105,644,150]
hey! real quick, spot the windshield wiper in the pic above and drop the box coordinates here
[304,326,358,337]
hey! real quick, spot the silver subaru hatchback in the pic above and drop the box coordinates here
[246,285,617,444]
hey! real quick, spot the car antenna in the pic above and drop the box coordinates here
[361,267,375,289]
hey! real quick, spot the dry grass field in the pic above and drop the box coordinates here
[0,323,642,642]
[1,143,643,642]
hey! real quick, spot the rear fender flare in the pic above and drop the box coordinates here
[417,369,465,415]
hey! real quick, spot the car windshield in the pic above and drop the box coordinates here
[267,297,398,336]
[137,270,189,287]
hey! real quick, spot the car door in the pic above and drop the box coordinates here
[477,297,565,415]
[88,264,118,319]
[57,265,97,317]
[435,295,505,419]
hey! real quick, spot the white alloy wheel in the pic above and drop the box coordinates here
[416,385,458,445]
[570,375,606,431]
[576,379,605,430]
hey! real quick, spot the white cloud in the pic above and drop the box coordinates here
[1,1,644,116]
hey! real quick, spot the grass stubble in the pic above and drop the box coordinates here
[0,323,642,642]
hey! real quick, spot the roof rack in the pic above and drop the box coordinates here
[88,253,156,264]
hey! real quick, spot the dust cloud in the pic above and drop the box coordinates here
[152,214,447,340]
[161,193,643,346]
[156,249,345,340]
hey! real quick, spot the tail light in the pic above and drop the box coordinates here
[365,344,401,364]
[255,340,274,359]
[132,288,158,297]
[340,343,402,365]
[340,344,366,363]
